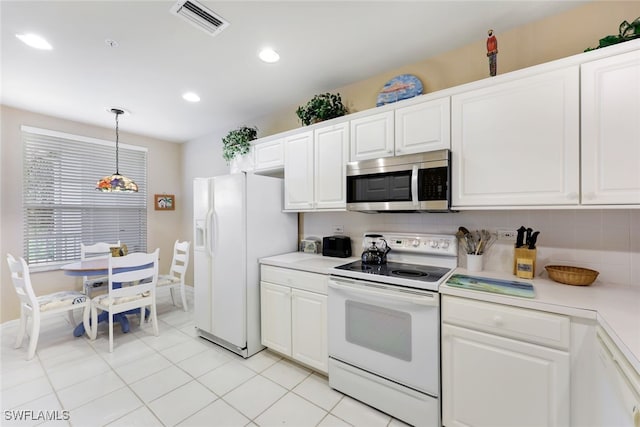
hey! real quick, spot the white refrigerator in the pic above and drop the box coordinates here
[193,173,298,357]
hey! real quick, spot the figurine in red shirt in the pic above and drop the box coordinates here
[487,29,498,76]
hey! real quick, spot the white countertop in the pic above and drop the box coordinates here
[260,252,359,275]
[440,268,640,375]
[259,252,640,374]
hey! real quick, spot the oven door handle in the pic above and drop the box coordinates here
[411,165,419,207]
[329,278,439,307]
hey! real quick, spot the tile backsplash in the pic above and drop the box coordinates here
[301,209,640,287]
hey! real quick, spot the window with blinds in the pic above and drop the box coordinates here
[22,126,148,269]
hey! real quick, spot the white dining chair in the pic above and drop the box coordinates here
[6,254,90,360]
[157,240,190,311]
[81,241,120,297]
[89,249,159,352]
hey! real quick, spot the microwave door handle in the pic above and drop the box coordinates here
[411,165,419,207]
[329,278,438,307]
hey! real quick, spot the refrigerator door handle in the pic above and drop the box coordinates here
[210,211,218,256]
[206,210,214,257]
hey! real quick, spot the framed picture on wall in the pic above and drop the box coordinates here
[154,194,175,211]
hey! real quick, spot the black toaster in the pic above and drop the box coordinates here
[322,235,352,258]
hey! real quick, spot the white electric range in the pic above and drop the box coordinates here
[327,232,458,427]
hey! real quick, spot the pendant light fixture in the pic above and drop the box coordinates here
[96,108,138,192]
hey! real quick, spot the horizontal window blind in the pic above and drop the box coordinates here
[22,126,148,267]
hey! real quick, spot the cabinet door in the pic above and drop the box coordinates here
[254,138,284,172]
[260,282,292,356]
[291,289,328,373]
[594,327,640,427]
[395,97,450,155]
[284,131,314,210]
[350,111,394,161]
[451,67,580,207]
[581,50,640,205]
[315,123,349,209]
[442,323,570,427]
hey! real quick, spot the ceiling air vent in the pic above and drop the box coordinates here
[170,0,230,36]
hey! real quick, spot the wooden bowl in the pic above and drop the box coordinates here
[545,265,599,286]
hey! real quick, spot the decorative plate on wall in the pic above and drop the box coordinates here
[376,74,424,107]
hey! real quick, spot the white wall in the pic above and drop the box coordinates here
[302,210,640,287]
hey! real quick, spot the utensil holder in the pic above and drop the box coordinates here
[467,254,484,273]
[513,248,536,279]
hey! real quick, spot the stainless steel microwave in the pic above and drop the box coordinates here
[346,150,451,212]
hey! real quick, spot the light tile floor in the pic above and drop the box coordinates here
[0,293,410,427]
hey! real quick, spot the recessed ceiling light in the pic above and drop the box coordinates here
[259,48,280,63]
[183,92,201,103]
[16,33,52,50]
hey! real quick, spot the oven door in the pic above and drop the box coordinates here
[328,276,440,396]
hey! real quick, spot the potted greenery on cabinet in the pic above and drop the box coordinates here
[222,126,258,163]
[296,92,347,126]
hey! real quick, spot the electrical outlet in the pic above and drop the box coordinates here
[497,229,517,241]
[332,225,344,234]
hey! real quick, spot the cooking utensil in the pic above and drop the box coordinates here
[516,226,526,248]
[458,227,476,254]
[525,228,533,247]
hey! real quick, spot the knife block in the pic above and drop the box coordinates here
[513,248,537,279]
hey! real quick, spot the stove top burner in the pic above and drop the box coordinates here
[335,261,450,283]
[391,269,427,278]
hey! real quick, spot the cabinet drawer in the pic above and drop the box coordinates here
[261,265,327,295]
[442,295,570,350]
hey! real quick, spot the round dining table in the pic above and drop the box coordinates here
[61,259,152,337]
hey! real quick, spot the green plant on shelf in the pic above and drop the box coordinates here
[221,125,258,163]
[295,92,347,126]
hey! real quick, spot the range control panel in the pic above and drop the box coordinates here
[375,232,458,257]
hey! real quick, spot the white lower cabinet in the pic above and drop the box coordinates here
[441,295,570,427]
[260,265,328,373]
[291,289,327,371]
[595,326,640,427]
[260,281,292,355]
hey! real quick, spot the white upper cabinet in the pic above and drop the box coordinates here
[283,123,348,211]
[350,98,450,162]
[314,122,349,209]
[350,111,394,161]
[283,130,314,210]
[581,49,640,205]
[451,66,580,207]
[253,138,284,172]
[395,97,450,155]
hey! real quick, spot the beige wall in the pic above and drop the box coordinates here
[258,1,639,136]
[1,106,184,323]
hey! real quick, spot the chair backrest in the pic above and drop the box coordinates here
[81,241,121,260]
[6,254,38,309]
[81,241,121,284]
[108,249,159,299]
[168,240,190,284]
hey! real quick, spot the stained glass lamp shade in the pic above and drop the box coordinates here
[96,108,138,192]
